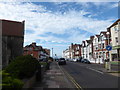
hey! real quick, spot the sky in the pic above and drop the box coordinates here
[0,1,119,57]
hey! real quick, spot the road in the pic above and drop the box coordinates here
[60,61,119,89]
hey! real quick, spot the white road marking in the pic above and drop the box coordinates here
[86,67,104,74]
[68,62,104,74]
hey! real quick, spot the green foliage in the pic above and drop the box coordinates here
[1,71,24,90]
[40,62,47,67]
[48,57,53,61]
[4,55,40,79]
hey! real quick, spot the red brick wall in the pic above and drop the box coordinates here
[23,50,39,59]
[71,44,82,57]
[2,20,24,36]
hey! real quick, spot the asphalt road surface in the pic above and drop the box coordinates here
[61,61,119,89]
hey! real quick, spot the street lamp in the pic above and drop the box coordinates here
[106,32,110,58]
[52,48,53,58]
[106,32,111,71]
[101,34,104,64]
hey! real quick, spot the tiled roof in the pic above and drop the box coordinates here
[96,35,100,37]
[107,19,120,29]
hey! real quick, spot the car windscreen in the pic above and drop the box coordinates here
[60,58,65,60]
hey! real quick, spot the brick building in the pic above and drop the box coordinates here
[81,41,86,59]
[63,19,120,63]
[1,19,25,68]
[89,36,94,60]
[98,31,111,63]
[63,43,82,60]
[71,43,82,59]
[44,48,50,57]
[63,49,70,59]
[23,42,50,60]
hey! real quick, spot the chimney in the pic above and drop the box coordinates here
[32,42,36,47]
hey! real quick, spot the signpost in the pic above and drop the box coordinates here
[106,45,112,51]
[106,45,112,71]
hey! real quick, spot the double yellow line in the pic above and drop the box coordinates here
[59,65,83,90]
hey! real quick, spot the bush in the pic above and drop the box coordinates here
[1,71,24,90]
[4,55,40,79]
[40,62,47,67]
[48,57,53,61]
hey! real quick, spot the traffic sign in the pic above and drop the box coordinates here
[106,45,112,51]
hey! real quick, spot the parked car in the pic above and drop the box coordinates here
[66,59,69,61]
[58,58,66,65]
[81,59,91,64]
[55,58,59,62]
[77,57,82,62]
[69,59,73,62]
[73,58,77,62]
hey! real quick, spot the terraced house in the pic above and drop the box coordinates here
[63,19,120,63]
[107,19,120,61]
[98,31,111,63]
[63,43,82,60]
[23,42,50,61]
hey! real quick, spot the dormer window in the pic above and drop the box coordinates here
[114,26,118,31]
[118,21,120,24]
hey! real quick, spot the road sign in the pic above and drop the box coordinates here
[106,45,112,51]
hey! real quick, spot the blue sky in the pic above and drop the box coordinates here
[0,1,119,57]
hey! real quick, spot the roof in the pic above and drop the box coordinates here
[24,44,43,51]
[107,19,120,29]
[86,40,91,43]
[90,36,94,39]
[0,19,24,23]
[96,35,100,37]
[100,31,107,35]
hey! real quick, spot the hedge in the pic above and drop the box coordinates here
[1,71,24,90]
[4,55,40,79]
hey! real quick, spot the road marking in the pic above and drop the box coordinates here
[61,67,83,90]
[57,62,83,90]
[69,62,87,67]
[86,67,104,74]
[69,62,104,74]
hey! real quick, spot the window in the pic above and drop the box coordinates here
[102,43,104,48]
[114,26,118,31]
[96,47,98,50]
[115,37,118,43]
[118,21,120,24]
[96,53,98,58]
[29,47,32,50]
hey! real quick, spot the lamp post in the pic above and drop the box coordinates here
[52,48,53,58]
[106,32,111,71]
[101,35,104,64]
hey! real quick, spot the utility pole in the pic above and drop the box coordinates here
[55,54,57,59]
[52,48,53,58]
[106,32,111,71]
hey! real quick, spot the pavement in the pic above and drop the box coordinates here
[31,61,119,90]
[31,61,76,90]
[67,61,119,77]
[86,62,120,77]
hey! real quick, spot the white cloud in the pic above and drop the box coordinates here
[110,3,118,8]
[0,2,116,56]
[76,2,119,10]
[0,0,119,2]
[0,2,114,40]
